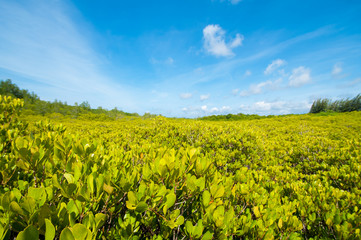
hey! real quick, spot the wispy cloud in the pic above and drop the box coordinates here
[230,0,242,4]
[332,63,342,76]
[240,100,311,115]
[244,70,252,77]
[150,57,174,65]
[240,78,282,96]
[264,59,286,75]
[0,0,135,109]
[200,94,210,101]
[210,106,231,113]
[288,66,311,87]
[203,24,244,57]
[158,27,333,90]
[218,0,243,5]
[180,93,193,99]
[181,104,232,116]
[343,77,361,87]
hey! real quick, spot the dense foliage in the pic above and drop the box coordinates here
[198,113,270,121]
[1,95,361,239]
[309,94,361,113]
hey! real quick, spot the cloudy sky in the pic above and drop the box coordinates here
[0,0,360,117]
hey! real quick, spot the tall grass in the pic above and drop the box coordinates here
[310,94,361,113]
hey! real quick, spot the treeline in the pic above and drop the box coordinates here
[309,94,361,113]
[0,79,157,120]
[199,113,274,121]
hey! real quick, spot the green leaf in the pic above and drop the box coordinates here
[18,148,31,160]
[202,190,211,207]
[95,174,105,197]
[189,148,197,159]
[103,183,114,195]
[87,174,94,195]
[17,225,39,240]
[67,199,81,216]
[176,216,184,226]
[64,173,75,184]
[165,192,176,208]
[1,192,13,210]
[135,201,148,213]
[326,218,332,226]
[127,191,137,204]
[278,218,283,229]
[9,201,23,215]
[126,201,137,210]
[52,174,63,190]
[82,212,95,231]
[202,231,213,240]
[66,183,77,196]
[60,228,75,240]
[28,187,47,206]
[195,177,205,191]
[45,219,55,240]
[214,185,224,199]
[194,220,204,238]
[309,212,316,222]
[95,213,106,230]
[71,224,88,240]
[253,206,260,218]
[185,221,194,235]
[170,209,180,220]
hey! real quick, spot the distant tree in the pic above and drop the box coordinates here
[0,79,143,119]
[80,101,91,111]
[309,94,361,113]
[0,79,39,102]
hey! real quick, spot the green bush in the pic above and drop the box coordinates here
[310,94,361,113]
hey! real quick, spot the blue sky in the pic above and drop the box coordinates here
[0,0,360,117]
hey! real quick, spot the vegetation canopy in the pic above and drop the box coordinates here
[0,81,361,239]
[1,92,361,239]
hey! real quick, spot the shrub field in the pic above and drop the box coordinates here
[1,95,361,239]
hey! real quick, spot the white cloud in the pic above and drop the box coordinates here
[218,0,242,4]
[244,70,252,77]
[150,57,174,65]
[230,0,242,4]
[200,94,210,101]
[209,106,231,113]
[210,107,219,113]
[165,57,174,65]
[253,101,273,111]
[240,78,282,96]
[221,106,231,111]
[264,59,286,75]
[232,88,239,95]
[181,104,231,116]
[203,24,244,57]
[289,66,311,87]
[239,101,312,115]
[332,63,342,75]
[180,93,192,99]
[230,33,244,48]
